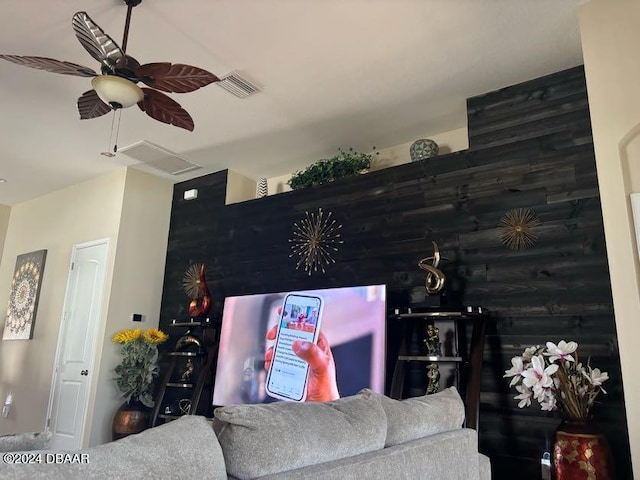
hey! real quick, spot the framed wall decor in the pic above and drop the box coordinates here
[2,249,47,340]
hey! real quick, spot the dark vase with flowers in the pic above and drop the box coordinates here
[504,340,613,480]
[552,419,614,480]
[111,397,151,441]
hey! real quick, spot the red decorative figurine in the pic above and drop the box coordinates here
[183,263,211,318]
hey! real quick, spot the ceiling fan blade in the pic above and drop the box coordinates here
[136,63,219,93]
[72,11,125,71]
[0,55,97,77]
[137,88,194,131]
[77,90,112,119]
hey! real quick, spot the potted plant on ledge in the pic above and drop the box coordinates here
[288,147,378,190]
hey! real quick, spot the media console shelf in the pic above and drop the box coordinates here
[389,306,488,431]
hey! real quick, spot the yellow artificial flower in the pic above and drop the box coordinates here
[143,328,169,345]
[112,328,142,344]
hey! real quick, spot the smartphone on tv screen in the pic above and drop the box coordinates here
[265,293,323,402]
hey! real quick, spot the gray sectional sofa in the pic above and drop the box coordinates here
[0,387,490,479]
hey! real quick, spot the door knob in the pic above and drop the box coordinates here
[80,370,88,376]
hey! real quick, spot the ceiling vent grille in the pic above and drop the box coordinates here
[217,71,262,98]
[119,140,201,175]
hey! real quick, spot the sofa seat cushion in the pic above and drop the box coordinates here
[0,431,51,452]
[213,391,387,480]
[365,386,465,447]
[255,428,488,480]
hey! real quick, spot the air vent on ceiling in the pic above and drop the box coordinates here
[119,140,201,176]
[217,70,262,98]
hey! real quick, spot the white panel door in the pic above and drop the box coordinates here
[48,240,108,450]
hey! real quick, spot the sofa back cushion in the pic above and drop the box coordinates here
[213,391,387,480]
[367,386,465,447]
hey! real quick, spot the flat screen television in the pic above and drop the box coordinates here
[213,284,386,405]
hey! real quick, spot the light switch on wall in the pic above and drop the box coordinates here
[2,392,13,418]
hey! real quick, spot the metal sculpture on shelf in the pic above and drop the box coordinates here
[180,358,194,382]
[418,241,446,294]
[426,363,440,394]
[289,208,343,275]
[423,324,442,356]
[175,330,203,351]
[497,208,541,250]
[178,399,191,415]
[182,263,211,318]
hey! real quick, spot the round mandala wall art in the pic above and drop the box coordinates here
[2,249,47,340]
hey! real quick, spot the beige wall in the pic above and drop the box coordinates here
[0,167,173,448]
[88,168,172,446]
[226,170,258,205]
[0,169,126,436]
[0,205,10,267]
[579,0,640,475]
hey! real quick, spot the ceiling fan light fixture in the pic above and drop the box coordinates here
[91,75,143,109]
[1,7,217,131]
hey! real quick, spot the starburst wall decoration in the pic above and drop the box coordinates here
[497,208,541,250]
[289,208,343,275]
[182,263,205,299]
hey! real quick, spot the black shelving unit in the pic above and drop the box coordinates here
[151,318,218,427]
[389,306,488,431]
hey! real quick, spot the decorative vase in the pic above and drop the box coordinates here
[256,177,268,198]
[409,138,439,162]
[111,398,151,441]
[552,419,614,480]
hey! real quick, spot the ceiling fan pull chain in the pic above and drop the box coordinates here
[113,109,122,153]
[101,109,121,156]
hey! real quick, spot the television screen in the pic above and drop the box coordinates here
[213,284,386,405]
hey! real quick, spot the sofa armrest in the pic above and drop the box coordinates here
[0,416,226,480]
[0,432,51,452]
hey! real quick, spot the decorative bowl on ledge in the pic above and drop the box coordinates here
[410,139,439,162]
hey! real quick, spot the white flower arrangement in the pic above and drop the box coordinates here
[504,340,609,420]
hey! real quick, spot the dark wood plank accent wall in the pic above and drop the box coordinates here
[158,66,632,479]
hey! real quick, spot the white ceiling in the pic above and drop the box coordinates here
[0,0,584,206]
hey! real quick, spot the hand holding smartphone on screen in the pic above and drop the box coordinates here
[265,293,323,402]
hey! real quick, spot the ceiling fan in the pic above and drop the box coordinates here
[0,0,219,132]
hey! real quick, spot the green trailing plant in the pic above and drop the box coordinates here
[288,147,378,190]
